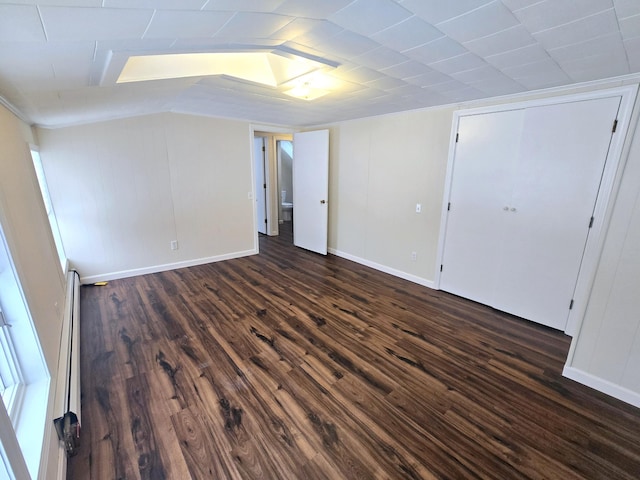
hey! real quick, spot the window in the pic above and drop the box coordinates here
[31,148,66,272]
[0,305,23,417]
[0,221,51,479]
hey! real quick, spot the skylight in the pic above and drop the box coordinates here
[117,51,327,89]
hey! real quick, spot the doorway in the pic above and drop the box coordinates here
[252,129,330,253]
[253,132,293,242]
[277,139,294,242]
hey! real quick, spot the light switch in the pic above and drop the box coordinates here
[416,203,422,213]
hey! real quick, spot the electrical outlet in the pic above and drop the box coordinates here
[415,203,422,213]
[170,240,178,251]
[411,251,417,261]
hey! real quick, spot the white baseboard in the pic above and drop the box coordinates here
[563,366,640,409]
[80,249,257,284]
[328,248,435,289]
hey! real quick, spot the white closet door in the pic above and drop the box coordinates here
[440,109,525,306]
[494,96,621,329]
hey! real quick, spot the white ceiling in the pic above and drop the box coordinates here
[0,0,639,128]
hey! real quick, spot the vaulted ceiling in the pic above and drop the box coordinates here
[1,0,639,128]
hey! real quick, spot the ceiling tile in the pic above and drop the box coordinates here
[104,0,207,8]
[463,25,536,57]
[436,1,519,43]
[331,65,385,84]
[509,72,569,90]
[387,83,426,97]
[203,0,287,12]
[380,61,433,79]
[499,0,544,10]
[271,18,321,41]
[548,32,626,62]
[353,46,409,71]
[403,69,453,87]
[532,9,619,49]
[624,36,640,70]
[213,12,294,39]
[451,65,508,83]
[614,0,640,18]
[428,79,472,94]
[467,75,526,96]
[371,16,443,52]
[560,50,629,81]
[0,5,46,42]
[364,76,407,90]
[274,0,354,19]
[403,36,468,64]
[501,58,565,77]
[484,43,551,69]
[312,30,379,60]
[444,86,485,102]
[620,14,640,40]
[289,20,343,48]
[6,0,102,5]
[513,0,614,33]
[329,0,412,36]
[39,6,153,41]
[501,58,571,88]
[401,0,494,24]
[428,53,486,75]
[144,10,234,39]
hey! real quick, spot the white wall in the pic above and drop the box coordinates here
[564,110,640,408]
[37,113,255,282]
[0,104,67,479]
[327,107,454,286]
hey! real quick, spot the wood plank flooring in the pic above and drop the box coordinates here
[68,223,640,479]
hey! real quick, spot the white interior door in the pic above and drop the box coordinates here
[441,96,621,330]
[254,137,267,235]
[293,130,329,254]
[440,109,525,306]
[493,96,621,329]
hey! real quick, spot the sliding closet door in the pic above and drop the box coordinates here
[439,109,525,306]
[494,97,621,329]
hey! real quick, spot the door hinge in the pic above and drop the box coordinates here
[447,202,451,211]
[455,133,459,143]
[264,219,267,224]
[440,264,443,272]
[263,183,266,189]
[569,299,574,310]
[262,146,266,152]
[589,216,594,228]
[612,119,618,133]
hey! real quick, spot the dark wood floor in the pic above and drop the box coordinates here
[68,222,640,479]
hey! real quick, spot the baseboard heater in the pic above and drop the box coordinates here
[53,270,81,455]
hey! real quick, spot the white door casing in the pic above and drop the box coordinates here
[293,130,329,255]
[254,137,267,235]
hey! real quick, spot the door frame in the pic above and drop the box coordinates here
[254,136,267,235]
[251,127,294,246]
[434,85,638,336]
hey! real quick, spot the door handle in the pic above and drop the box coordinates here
[320,200,326,204]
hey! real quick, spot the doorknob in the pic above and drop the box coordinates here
[320,200,326,204]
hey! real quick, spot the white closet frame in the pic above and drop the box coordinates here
[434,85,638,336]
